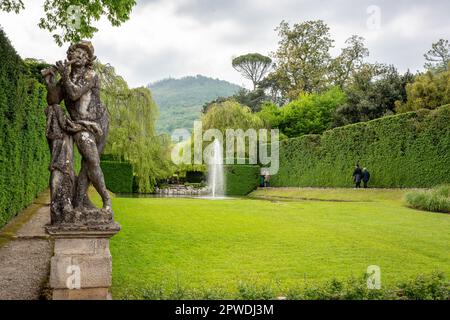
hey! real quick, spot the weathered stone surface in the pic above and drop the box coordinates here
[49,254,112,289]
[42,41,114,227]
[43,41,121,300]
[54,238,110,255]
[46,223,119,300]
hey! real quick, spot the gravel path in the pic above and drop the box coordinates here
[0,192,52,300]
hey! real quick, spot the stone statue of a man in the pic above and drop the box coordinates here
[42,41,114,226]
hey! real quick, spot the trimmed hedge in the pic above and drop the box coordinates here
[0,29,50,228]
[101,161,134,194]
[224,164,260,196]
[272,106,450,188]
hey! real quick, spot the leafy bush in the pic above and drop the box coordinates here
[258,87,346,138]
[101,161,134,194]
[397,272,449,300]
[406,185,450,213]
[0,30,50,228]
[117,272,449,300]
[224,164,260,196]
[272,106,450,188]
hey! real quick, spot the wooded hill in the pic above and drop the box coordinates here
[148,75,242,133]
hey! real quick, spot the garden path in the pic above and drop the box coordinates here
[0,191,52,300]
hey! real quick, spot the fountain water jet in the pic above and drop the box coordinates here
[208,139,225,198]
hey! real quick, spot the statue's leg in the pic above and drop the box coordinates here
[82,119,109,209]
[75,131,112,210]
[74,158,89,209]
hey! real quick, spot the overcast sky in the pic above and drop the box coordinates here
[1,0,449,88]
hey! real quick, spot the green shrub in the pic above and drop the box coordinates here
[272,106,450,188]
[405,185,450,213]
[117,272,449,300]
[224,164,260,196]
[397,272,449,300]
[236,281,276,300]
[100,161,134,194]
[0,30,50,228]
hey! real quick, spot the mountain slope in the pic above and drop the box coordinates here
[149,75,242,133]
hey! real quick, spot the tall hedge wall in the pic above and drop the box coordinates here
[272,106,450,188]
[0,29,50,228]
[101,161,134,194]
[224,164,260,195]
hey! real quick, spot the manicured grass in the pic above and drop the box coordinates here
[104,188,450,299]
[249,187,413,202]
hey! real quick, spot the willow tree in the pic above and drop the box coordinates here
[232,53,272,90]
[0,0,136,45]
[200,100,266,162]
[96,62,173,192]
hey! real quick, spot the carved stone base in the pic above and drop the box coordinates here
[46,223,120,300]
[51,207,114,226]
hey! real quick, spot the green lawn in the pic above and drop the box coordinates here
[105,188,450,299]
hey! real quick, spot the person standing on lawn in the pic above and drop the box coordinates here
[362,167,371,188]
[352,164,363,188]
[264,173,270,188]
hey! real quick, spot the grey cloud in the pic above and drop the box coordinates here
[3,0,447,88]
[95,40,188,84]
[114,0,450,84]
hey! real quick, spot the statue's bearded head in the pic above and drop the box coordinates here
[67,41,95,68]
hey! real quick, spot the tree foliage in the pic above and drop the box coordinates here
[0,0,23,13]
[330,35,369,88]
[0,0,136,46]
[201,100,265,133]
[333,64,414,126]
[232,53,272,90]
[396,67,450,113]
[270,20,334,99]
[96,62,173,193]
[259,87,346,138]
[424,39,450,72]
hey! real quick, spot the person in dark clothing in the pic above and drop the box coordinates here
[260,175,265,187]
[362,167,371,188]
[264,174,270,187]
[352,164,362,188]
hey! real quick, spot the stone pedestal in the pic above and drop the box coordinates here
[46,224,120,300]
